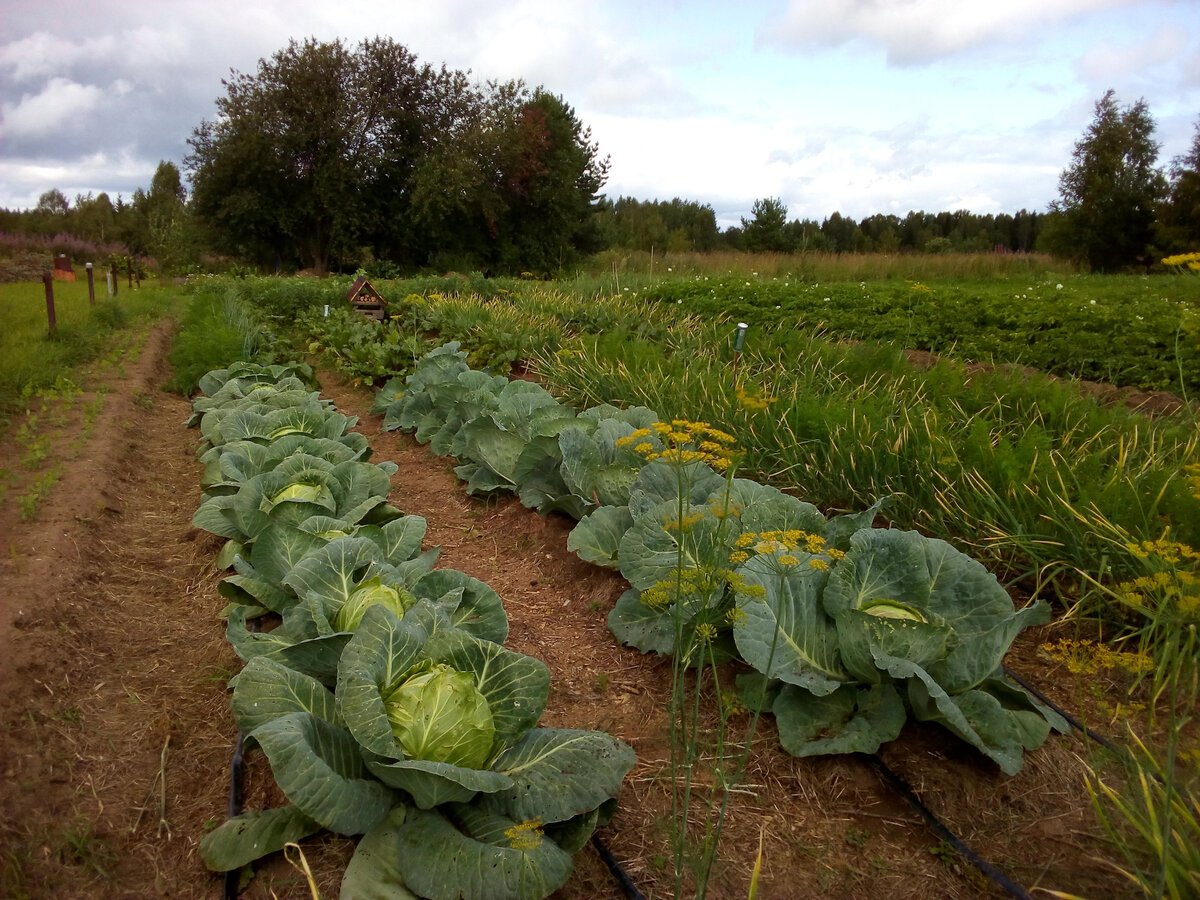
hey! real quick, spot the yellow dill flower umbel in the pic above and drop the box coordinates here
[504,818,545,852]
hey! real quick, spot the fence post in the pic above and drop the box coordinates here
[43,272,57,335]
[86,262,95,304]
[126,258,133,289]
[110,263,118,297]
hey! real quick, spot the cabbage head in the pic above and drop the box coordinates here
[384,663,495,769]
[334,577,415,632]
[270,481,329,505]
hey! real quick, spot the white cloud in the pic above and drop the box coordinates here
[1,77,104,138]
[0,31,120,81]
[758,0,1138,65]
[1075,24,1189,81]
[0,149,149,209]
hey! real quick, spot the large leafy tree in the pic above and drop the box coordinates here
[1047,90,1166,271]
[595,196,719,253]
[187,37,467,274]
[409,84,608,273]
[188,38,605,275]
[125,161,189,260]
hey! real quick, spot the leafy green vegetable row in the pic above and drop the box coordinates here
[376,344,1068,775]
[186,361,635,900]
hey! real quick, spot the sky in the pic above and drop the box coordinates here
[1,0,1198,228]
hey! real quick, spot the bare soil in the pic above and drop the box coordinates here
[0,321,1149,899]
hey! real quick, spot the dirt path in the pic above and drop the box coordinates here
[0,329,1132,900]
[0,319,236,898]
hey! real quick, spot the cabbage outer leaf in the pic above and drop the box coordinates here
[230,656,340,733]
[393,805,573,900]
[247,711,394,835]
[732,552,849,695]
[772,682,906,757]
[199,805,324,872]
[481,727,637,826]
[567,507,634,569]
[339,805,421,900]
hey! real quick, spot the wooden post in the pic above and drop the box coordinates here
[86,262,95,304]
[110,263,118,297]
[126,258,133,289]
[43,272,57,335]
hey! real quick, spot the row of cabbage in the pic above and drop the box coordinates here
[186,360,635,899]
[375,343,1068,776]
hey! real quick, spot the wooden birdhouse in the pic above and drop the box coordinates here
[347,276,386,320]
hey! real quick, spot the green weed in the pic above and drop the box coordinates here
[19,466,62,520]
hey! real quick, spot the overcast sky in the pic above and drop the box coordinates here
[1,0,1197,227]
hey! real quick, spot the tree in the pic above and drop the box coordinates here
[740,197,789,252]
[1048,90,1166,271]
[592,196,717,253]
[821,212,865,253]
[188,37,464,274]
[187,37,604,275]
[73,191,116,243]
[408,84,609,273]
[1157,116,1200,253]
[35,188,70,216]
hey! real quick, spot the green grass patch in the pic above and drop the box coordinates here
[164,283,305,395]
[0,279,182,416]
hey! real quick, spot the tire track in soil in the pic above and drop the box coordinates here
[0,320,240,898]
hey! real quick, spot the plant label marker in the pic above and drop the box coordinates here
[43,272,57,335]
[732,322,749,380]
[324,304,330,317]
[86,262,95,304]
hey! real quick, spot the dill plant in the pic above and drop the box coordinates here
[1051,463,1200,900]
[618,420,785,898]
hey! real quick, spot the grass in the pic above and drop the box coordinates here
[534,324,1198,584]
[574,248,1077,285]
[0,279,180,519]
[164,286,290,395]
[0,278,182,418]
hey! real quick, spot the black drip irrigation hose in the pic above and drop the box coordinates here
[224,618,256,900]
[1002,665,1124,755]
[591,833,646,900]
[861,753,1035,900]
[222,730,247,900]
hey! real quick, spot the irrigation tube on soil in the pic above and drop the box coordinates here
[862,754,1034,900]
[591,833,646,900]
[1003,665,1123,756]
[223,731,246,900]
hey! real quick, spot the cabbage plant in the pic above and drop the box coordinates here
[380,346,1067,774]
[192,452,403,561]
[223,529,508,685]
[200,606,635,899]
